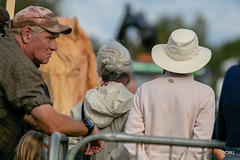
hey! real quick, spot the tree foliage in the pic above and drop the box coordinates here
[156,16,185,44]
[210,39,240,73]
[124,14,209,59]
[122,13,240,89]
[156,14,208,46]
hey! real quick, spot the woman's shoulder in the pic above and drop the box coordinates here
[70,102,83,120]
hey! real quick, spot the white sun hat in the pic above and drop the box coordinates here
[151,28,212,74]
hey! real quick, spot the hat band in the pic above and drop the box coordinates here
[165,38,199,61]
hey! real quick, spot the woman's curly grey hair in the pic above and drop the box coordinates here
[97,40,133,81]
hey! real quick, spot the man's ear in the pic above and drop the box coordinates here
[21,26,32,44]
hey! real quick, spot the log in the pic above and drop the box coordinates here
[6,0,16,19]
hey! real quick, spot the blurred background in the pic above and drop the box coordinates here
[1,0,240,110]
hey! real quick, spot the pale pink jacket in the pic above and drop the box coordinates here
[124,72,215,160]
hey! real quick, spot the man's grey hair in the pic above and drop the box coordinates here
[7,26,45,37]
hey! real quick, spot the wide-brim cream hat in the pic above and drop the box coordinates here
[152,28,211,74]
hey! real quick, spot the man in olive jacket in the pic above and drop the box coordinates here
[0,6,103,159]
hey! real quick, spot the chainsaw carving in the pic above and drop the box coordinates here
[39,16,99,115]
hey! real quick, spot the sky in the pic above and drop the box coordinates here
[59,0,240,47]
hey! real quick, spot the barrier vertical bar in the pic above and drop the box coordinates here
[49,132,61,160]
[201,147,204,160]
[169,145,172,160]
[135,143,139,160]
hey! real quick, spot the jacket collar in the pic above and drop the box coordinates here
[161,71,194,79]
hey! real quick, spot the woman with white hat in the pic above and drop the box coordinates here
[124,29,215,160]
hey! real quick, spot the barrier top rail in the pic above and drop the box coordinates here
[67,132,225,160]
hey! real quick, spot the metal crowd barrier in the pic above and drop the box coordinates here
[67,133,225,160]
[42,132,69,160]
[46,132,225,160]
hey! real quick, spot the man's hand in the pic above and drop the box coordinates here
[84,125,104,155]
[24,114,39,128]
